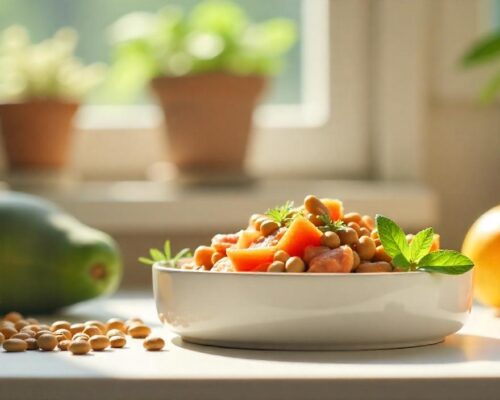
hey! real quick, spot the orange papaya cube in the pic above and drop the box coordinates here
[321,198,344,220]
[236,230,261,249]
[430,234,440,252]
[227,247,276,272]
[277,216,323,258]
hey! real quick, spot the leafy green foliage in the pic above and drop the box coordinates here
[265,200,296,226]
[0,26,106,102]
[375,215,474,275]
[317,214,346,233]
[138,240,192,267]
[461,31,500,103]
[107,0,297,99]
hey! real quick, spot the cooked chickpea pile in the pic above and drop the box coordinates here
[184,195,439,274]
[0,311,165,354]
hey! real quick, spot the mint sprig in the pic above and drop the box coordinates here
[138,240,192,267]
[375,215,474,275]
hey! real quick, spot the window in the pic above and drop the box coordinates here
[0,1,370,179]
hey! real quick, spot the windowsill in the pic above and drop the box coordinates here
[2,179,438,233]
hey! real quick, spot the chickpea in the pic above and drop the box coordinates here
[307,213,323,227]
[359,227,371,237]
[356,236,377,260]
[143,336,165,351]
[267,261,285,273]
[273,250,290,263]
[254,216,269,231]
[347,222,361,236]
[83,326,102,337]
[361,215,375,230]
[337,227,359,246]
[110,335,127,348]
[194,246,214,269]
[4,311,23,323]
[51,321,71,332]
[58,340,71,351]
[89,335,110,351]
[285,257,306,273]
[107,329,126,339]
[260,220,280,236]
[3,339,27,352]
[128,324,151,339]
[371,229,379,239]
[304,195,329,216]
[356,261,392,273]
[20,328,36,337]
[0,326,17,339]
[352,251,361,269]
[70,323,85,335]
[320,231,341,249]
[26,338,39,350]
[11,333,31,341]
[14,320,29,331]
[69,340,91,355]
[54,329,72,341]
[24,324,41,333]
[303,246,330,264]
[0,332,4,345]
[343,212,362,224]
[373,245,392,262]
[37,334,58,351]
[26,318,39,325]
[249,213,264,228]
[85,320,107,333]
[106,318,127,333]
[72,333,90,342]
[35,330,52,339]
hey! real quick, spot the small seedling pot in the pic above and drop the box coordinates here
[151,73,266,177]
[0,100,79,170]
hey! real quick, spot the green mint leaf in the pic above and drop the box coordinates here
[375,215,410,259]
[138,257,154,265]
[417,250,474,275]
[150,248,165,261]
[173,248,192,263]
[409,227,434,262]
[392,253,411,270]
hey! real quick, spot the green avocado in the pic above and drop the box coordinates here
[0,192,122,314]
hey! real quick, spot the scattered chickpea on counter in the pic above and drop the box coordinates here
[0,312,165,354]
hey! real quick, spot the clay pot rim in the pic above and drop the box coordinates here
[151,71,267,83]
[0,99,80,109]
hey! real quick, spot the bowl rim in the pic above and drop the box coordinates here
[152,262,440,278]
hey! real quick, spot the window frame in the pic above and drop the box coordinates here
[73,0,372,180]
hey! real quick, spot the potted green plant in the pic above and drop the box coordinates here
[108,0,296,177]
[0,26,105,170]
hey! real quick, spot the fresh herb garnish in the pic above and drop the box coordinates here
[265,200,297,226]
[317,213,346,232]
[138,240,192,267]
[375,215,474,275]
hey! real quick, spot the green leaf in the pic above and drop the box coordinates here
[318,214,346,232]
[375,215,410,259]
[417,250,474,275]
[173,248,192,263]
[150,248,165,261]
[392,253,411,270]
[409,227,434,262]
[265,200,295,226]
[462,32,500,67]
[138,257,154,265]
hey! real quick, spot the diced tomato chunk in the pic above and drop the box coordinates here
[430,234,440,252]
[276,216,323,258]
[321,198,344,221]
[227,247,276,272]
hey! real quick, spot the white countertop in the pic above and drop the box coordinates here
[2,292,499,400]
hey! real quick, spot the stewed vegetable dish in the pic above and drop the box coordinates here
[175,195,440,273]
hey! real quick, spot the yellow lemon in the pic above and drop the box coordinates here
[462,205,500,308]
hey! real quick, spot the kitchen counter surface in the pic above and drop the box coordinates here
[2,292,500,400]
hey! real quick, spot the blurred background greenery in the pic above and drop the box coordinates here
[0,0,302,105]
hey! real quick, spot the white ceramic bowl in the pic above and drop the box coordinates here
[153,264,473,350]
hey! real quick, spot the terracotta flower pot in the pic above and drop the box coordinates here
[151,73,266,175]
[0,101,79,170]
